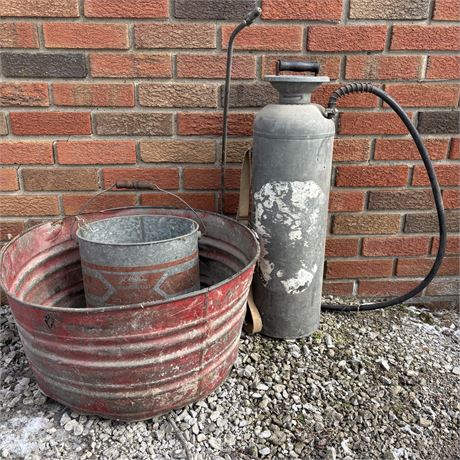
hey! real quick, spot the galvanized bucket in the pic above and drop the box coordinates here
[76,215,200,308]
[0,207,259,421]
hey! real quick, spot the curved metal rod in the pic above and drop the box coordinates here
[220,7,262,215]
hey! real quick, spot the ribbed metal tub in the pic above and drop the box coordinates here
[0,207,259,421]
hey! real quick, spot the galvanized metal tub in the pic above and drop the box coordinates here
[0,207,259,421]
[77,215,200,308]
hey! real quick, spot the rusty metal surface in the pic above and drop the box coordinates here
[0,207,259,421]
[77,215,200,307]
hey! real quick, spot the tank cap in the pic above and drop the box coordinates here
[265,75,330,104]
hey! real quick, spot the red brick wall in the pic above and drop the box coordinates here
[1,0,459,306]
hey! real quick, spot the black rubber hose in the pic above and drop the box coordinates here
[322,83,447,312]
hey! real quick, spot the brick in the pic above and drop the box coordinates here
[0,195,59,216]
[328,191,365,212]
[359,280,421,297]
[43,23,128,49]
[426,278,459,296]
[222,25,302,51]
[90,53,171,79]
[0,22,38,48]
[0,83,49,107]
[0,142,53,164]
[417,111,460,135]
[178,113,254,137]
[346,55,422,81]
[426,56,460,80]
[391,26,460,51]
[10,112,91,136]
[263,0,342,20]
[322,282,354,295]
[0,0,78,17]
[332,139,370,162]
[135,24,216,49]
[404,211,459,233]
[385,84,460,108]
[333,214,401,234]
[362,236,430,256]
[368,190,434,210]
[174,0,256,19]
[397,256,460,277]
[223,192,239,214]
[141,192,216,212]
[443,189,460,209]
[56,141,136,164]
[0,169,18,191]
[85,0,168,18]
[339,112,413,135]
[222,140,252,163]
[374,138,448,161]
[433,0,460,20]
[0,221,25,241]
[225,83,277,108]
[183,168,240,190]
[432,235,460,254]
[139,83,218,108]
[22,168,98,191]
[335,165,409,187]
[350,0,430,19]
[52,83,134,107]
[325,238,359,257]
[0,114,7,135]
[140,141,215,163]
[177,54,255,80]
[313,83,378,108]
[94,113,172,136]
[263,55,341,80]
[412,164,460,186]
[103,168,179,190]
[308,26,387,52]
[1,53,87,78]
[325,259,393,279]
[62,193,137,215]
[449,139,459,159]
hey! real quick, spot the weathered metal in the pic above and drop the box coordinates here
[251,69,335,339]
[77,215,200,307]
[0,207,259,421]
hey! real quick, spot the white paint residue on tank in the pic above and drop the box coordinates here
[281,264,318,294]
[258,242,274,284]
[253,181,324,290]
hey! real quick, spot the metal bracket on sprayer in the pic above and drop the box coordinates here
[325,107,339,119]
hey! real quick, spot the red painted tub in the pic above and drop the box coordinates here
[0,207,259,421]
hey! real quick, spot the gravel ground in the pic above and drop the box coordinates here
[0,302,459,460]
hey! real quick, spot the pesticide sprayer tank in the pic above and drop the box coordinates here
[251,65,335,339]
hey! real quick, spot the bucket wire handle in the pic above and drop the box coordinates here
[70,184,117,239]
[114,181,207,231]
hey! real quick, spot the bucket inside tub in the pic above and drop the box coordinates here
[0,208,259,309]
[77,215,200,308]
[77,215,198,245]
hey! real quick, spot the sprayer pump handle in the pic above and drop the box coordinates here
[276,60,320,76]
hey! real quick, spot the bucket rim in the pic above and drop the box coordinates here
[0,206,260,313]
[76,214,199,247]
